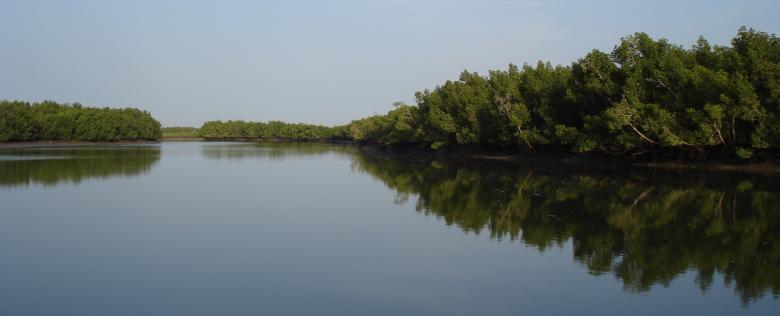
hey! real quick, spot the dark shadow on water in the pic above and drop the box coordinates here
[350,152,780,306]
[0,145,161,187]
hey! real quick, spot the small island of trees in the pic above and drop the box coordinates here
[0,100,161,142]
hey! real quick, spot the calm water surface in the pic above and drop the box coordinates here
[1,142,778,315]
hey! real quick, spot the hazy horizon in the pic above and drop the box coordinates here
[2,0,778,127]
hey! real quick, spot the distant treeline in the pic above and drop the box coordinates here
[161,126,200,138]
[348,27,780,159]
[197,120,350,140]
[0,100,161,141]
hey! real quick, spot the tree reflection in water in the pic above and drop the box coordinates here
[352,154,780,305]
[0,146,160,187]
[2,142,777,304]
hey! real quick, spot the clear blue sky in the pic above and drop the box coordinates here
[1,0,778,127]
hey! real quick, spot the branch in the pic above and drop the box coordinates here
[628,122,658,144]
[713,121,726,145]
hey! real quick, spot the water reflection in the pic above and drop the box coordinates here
[201,141,357,160]
[1,142,778,306]
[0,146,160,187]
[351,154,780,305]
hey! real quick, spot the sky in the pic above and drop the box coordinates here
[1,0,778,127]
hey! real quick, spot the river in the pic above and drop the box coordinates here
[1,142,778,315]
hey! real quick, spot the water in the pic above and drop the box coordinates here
[1,142,778,315]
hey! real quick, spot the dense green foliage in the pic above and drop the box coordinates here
[348,28,780,158]
[161,126,201,138]
[352,153,780,304]
[198,120,349,140]
[0,100,161,141]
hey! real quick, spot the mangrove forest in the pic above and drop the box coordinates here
[346,27,780,159]
[0,100,161,142]
[4,27,780,161]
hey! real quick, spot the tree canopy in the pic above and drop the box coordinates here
[348,27,780,159]
[0,100,161,141]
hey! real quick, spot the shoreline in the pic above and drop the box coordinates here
[162,137,358,144]
[3,139,779,174]
[0,140,160,149]
[0,138,357,149]
[161,137,206,142]
[358,144,780,175]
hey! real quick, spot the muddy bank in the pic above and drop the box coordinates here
[359,144,780,175]
[1,138,357,148]
[161,137,206,142]
[172,138,358,144]
[0,140,160,149]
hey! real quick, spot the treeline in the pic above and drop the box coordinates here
[198,120,350,140]
[161,126,200,138]
[348,27,780,159]
[0,100,161,141]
